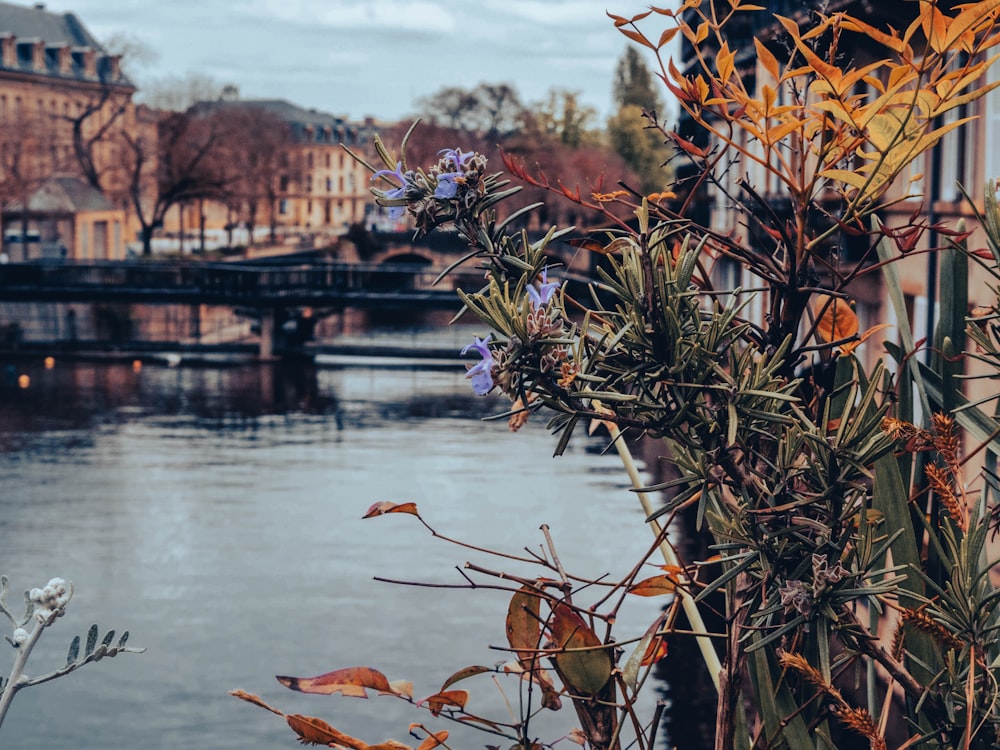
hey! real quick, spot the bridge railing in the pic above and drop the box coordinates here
[0,260,469,302]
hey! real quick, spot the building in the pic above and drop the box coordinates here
[673,0,995,373]
[166,98,380,252]
[0,0,135,260]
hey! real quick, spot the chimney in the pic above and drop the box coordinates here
[0,35,14,69]
[56,44,70,75]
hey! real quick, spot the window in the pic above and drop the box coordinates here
[986,62,1000,186]
[326,177,332,193]
[306,151,313,168]
[325,153,331,168]
[279,199,289,215]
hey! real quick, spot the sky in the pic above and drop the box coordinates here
[45,0,664,123]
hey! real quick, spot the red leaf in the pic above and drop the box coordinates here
[363,502,419,519]
[276,666,399,698]
[670,133,707,158]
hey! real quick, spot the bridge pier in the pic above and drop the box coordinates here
[258,310,276,360]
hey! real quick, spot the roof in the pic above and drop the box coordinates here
[192,98,377,146]
[8,176,118,214]
[0,1,101,47]
[0,1,132,87]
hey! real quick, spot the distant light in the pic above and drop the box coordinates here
[132,360,143,373]
[44,356,55,369]
[17,374,29,389]
[302,307,313,319]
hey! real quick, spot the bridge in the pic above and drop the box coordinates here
[0,259,485,360]
[0,260,471,308]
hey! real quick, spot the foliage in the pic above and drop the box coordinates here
[0,576,144,729]
[607,48,673,193]
[238,2,1000,749]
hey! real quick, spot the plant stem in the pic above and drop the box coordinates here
[0,612,52,728]
[606,422,723,693]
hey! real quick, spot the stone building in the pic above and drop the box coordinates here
[169,99,380,252]
[0,0,135,260]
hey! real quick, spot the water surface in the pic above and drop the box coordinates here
[0,360,664,749]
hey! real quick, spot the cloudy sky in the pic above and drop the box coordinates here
[46,0,663,122]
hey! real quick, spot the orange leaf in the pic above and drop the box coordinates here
[549,602,613,695]
[286,714,374,749]
[814,293,859,345]
[363,502,419,519]
[657,27,679,49]
[419,690,468,717]
[754,38,780,81]
[642,637,669,667]
[628,574,678,597]
[840,323,892,354]
[415,731,449,750]
[277,666,397,698]
[506,586,542,669]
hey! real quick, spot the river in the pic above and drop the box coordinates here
[0,358,672,749]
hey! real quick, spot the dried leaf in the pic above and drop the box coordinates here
[229,689,285,716]
[415,730,449,750]
[814,293,859,345]
[506,586,542,669]
[627,574,678,597]
[287,713,368,748]
[548,602,613,695]
[567,728,588,746]
[277,666,397,698]
[419,689,469,716]
[388,680,414,700]
[440,665,491,692]
[363,502,419,519]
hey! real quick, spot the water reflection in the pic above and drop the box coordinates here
[0,360,667,750]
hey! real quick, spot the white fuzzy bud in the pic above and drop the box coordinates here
[11,628,28,646]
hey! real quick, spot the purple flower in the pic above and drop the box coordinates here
[526,267,561,309]
[434,172,461,199]
[461,334,494,395]
[439,148,475,169]
[372,162,409,219]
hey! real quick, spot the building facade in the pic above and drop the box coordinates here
[0,0,135,260]
[674,0,995,372]
[166,99,380,252]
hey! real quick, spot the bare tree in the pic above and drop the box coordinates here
[123,106,239,255]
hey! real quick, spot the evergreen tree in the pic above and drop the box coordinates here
[607,48,672,194]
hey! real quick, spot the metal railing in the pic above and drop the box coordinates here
[0,260,469,307]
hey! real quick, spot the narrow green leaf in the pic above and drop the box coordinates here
[67,635,80,665]
[85,624,98,656]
